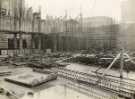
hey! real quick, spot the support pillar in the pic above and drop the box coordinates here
[30,34,36,54]
[13,34,17,56]
[53,35,57,52]
[38,34,42,51]
[59,35,63,51]
[19,34,23,54]
[31,35,35,48]
[86,37,89,50]
[120,48,124,79]
[60,36,64,52]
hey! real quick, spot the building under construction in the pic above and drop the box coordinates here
[0,0,120,56]
[0,0,135,99]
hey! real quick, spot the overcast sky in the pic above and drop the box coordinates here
[25,0,122,21]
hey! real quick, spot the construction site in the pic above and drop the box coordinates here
[0,0,135,99]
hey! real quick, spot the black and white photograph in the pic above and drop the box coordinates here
[0,0,135,99]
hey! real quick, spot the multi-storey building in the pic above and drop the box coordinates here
[0,0,119,54]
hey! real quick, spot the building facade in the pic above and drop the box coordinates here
[50,16,119,52]
[0,0,119,55]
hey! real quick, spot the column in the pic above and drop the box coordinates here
[31,34,35,49]
[38,34,42,50]
[53,34,57,52]
[19,34,23,54]
[30,34,35,54]
[13,34,17,56]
